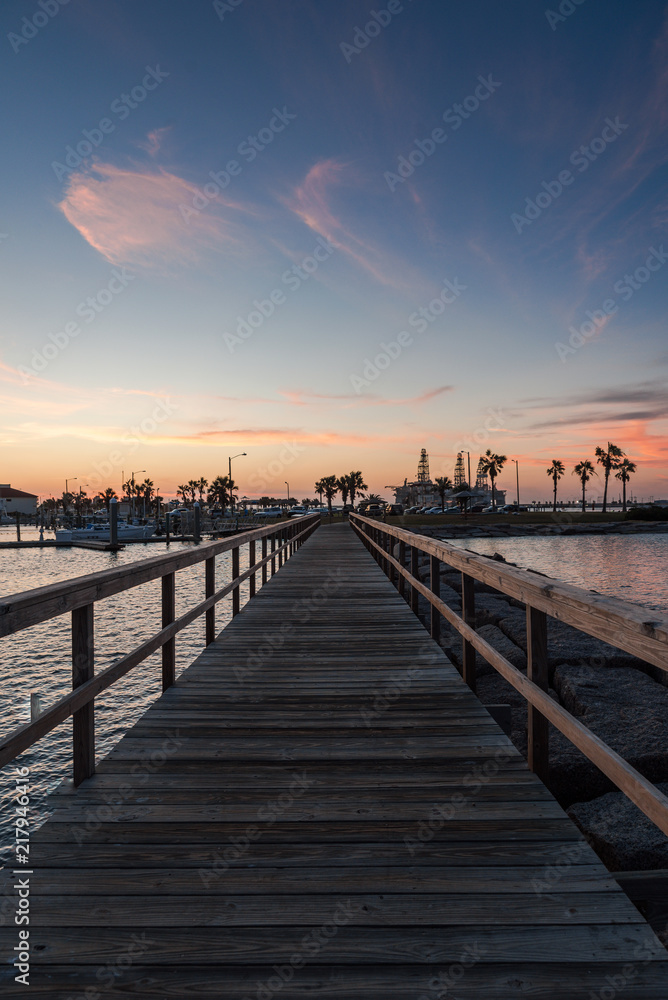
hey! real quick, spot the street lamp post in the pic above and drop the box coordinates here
[131,470,145,523]
[464,451,471,487]
[512,460,520,506]
[228,453,246,513]
[65,478,77,520]
[285,481,290,510]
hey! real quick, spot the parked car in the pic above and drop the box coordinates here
[255,507,283,518]
[385,504,404,516]
[287,506,309,517]
[364,504,384,516]
[403,506,420,514]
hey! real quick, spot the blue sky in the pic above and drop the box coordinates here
[1,0,667,502]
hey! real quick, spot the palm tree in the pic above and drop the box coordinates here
[434,476,453,511]
[319,475,339,518]
[336,477,350,507]
[207,476,235,514]
[615,458,637,513]
[314,479,325,506]
[345,471,367,507]
[365,493,384,504]
[572,461,596,513]
[97,487,118,514]
[122,478,137,502]
[546,460,565,512]
[595,442,624,513]
[196,477,208,503]
[176,484,191,506]
[480,450,507,509]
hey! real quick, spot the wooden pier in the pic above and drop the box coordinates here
[1,520,668,996]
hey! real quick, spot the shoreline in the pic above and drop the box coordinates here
[408,519,668,540]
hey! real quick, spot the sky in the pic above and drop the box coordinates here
[1,0,667,504]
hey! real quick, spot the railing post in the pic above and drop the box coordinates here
[162,572,176,691]
[410,546,419,615]
[398,541,406,601]
[193,502,201,544]
[527,606,549,783]
[232,545,240,616]
[72,603,94,786]
[249,540,256,599]
[205,556,215,645]
[278,526,283,568]
[262,536,268,584]
[461,572,476,693]
[271,536,276,576]
[430,555,440,642]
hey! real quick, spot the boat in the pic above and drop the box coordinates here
[55,521,156,542]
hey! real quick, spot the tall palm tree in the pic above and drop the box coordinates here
[345,471,367,507]
[480,450,507,509]
[196,477,208,503]
[176,484,191,506]
[546,460,565,512]
[319,475,339,518]
[572,461,596,513]
[336,477,350,507]
[314,479,325,506]
[595,442,624,513]
[207,476,235,514]
[434,476,453,511]
[97,487,118,513]
[615,458,637,513]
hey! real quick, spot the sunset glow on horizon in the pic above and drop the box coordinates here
[1,0,667,504]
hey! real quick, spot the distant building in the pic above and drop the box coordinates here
[0,485,38,516]
[390,450,505,508]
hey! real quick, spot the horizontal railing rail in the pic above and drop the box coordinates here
[350,513,668,838]
[0,514,320,783]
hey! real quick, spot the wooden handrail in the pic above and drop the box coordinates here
[350,513,668,838]
[0,514,320,781]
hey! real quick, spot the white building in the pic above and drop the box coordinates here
[0,485,38,516]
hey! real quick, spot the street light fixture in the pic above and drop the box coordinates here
[131,470,145,522]
[228,452,246,513]
[285,481,290,509]
[65,478,77,518]
[512,459,520,506]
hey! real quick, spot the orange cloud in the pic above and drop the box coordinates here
[57,161,258,271]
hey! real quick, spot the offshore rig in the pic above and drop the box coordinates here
[389,448,506,508]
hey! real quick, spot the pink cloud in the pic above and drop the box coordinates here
[285,159,427,291]
[280,386,454,407]
[57,161,258,271]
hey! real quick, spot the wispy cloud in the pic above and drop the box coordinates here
[285,158,427,291]
[57,160,259,272]
[279,385,454,407]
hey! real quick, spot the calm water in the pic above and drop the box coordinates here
[448,532,668,612]
[0,528,666,867]
[0,527,251,866]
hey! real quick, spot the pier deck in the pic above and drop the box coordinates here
[2,523,667,997]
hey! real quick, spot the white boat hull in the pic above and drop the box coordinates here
[56,524,156,542]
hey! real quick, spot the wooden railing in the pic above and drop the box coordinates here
[0,514,320,784]
[350,513,668,837]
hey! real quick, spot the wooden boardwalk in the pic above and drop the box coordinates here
[2,523,668,997]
